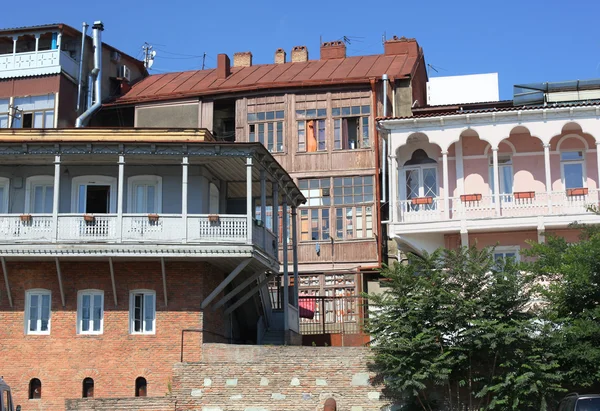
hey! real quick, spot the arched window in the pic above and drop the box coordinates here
[401,149,438,201]
[29,378,41,399]
[82,378,94,398]
[135,377,147,397]
[209,183,220,214]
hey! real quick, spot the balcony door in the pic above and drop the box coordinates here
[71,176,117,213]
[401,149,438,210]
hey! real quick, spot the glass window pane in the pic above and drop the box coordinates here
[44,186,53,213]
[561,151,583,161]
[34,112,44,128]
[361,105,370,114]
[266,111,275,120]
[332,108,340,116]
[351,106,360,115]
[147,185,155,213]
[29,295,39,331]
[93,294,102,331]
[275,110,284,119]
[564,163,584,189]
[306,109,316,118]
[78,185,86,213]
[310,209,319,240]
[134,294,142,332]
[33,186,44,213]
[341,107,351,116]
[144,294,154,332]
[322,209,329,240]
[317,108,327,117]
[41,294,50,331]
[257,112,265,121]
[247,113,257,122]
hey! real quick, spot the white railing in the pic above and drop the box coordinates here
[122,214,184,243]
[187,215,247,243]
[0,214,54,242]
[288,304,300,334]
[0,49,78,79]
[397,190,600,224]
[57,215,118,242]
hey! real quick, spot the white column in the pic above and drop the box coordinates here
[455,137,464,194]
[52,155,60,243]
[34,34,40,64]
[272,182,279,247]
[56,32,62,50]
[246,157,253,245]
[291,205,299,307]
[544,144,553,212]
[12,36,17,67]
[596,142,600,200]
[116,155,125,242]
[260,169,267,250]
[181,156,189,243]
[282,200,289,335]
[390,154,398,223]
[492,147,500,216]
[442,151,450,219]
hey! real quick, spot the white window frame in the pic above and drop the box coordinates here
[560,150,587,190]
[25,175,54,214]
[0,176,9,213]
[129,290,156,335]
[24,289,51,335]
[493,246,520,262]
[209,182,220,214]
[71,175,117,213]
[400,165,439,200]
[488,155,514,195]
[127,175,162,214]
[77,290,104,335]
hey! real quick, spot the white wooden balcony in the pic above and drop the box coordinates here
[0,49,79,79]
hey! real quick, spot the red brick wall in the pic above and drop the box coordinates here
[0,259,226,410]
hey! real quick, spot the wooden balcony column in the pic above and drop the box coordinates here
[116,155,125,242]
[246,156,253,245]
[181,156,189,244]
[442,151,450,219]
[272,182,279,248]
[291,205,299,307]
[543,144,553,212]
[492,147,501,216]
[52,155,61,243]
[260,169,267,250]
[282,199,289,333]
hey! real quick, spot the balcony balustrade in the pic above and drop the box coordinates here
[0,49,79,79]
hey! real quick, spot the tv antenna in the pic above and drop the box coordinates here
[142,43,156,68]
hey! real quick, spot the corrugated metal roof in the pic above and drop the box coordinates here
[109,52,422,106]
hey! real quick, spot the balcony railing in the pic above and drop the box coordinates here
[396,189,600,223]
[298,296,366,335]
[0,49,79,79]
[0,213,277,258]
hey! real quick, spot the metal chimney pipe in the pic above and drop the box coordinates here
[75,21,104,128]
[381,74,389,204]
[76,22,88,113]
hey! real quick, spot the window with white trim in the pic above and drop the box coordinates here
[25,176,54,213]
[129,290,156,334]
[77,290,104,334]
[0,176,9,213]
[248,110,284,153]
[71,175,117,213]
[127,175,162,213]
[489,155,514,196]
[561,151,586,189]
[493,246,520,264]
[25,289,51,334]
[11,95,55,128]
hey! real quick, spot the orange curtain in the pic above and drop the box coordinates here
[307,120,317,152]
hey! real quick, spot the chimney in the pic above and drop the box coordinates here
[320,40,346,60]
[233,51,252,67]
[384,36,419,56]
[275,48,286,64]
[291,46,308,63]
[216,54,231,79]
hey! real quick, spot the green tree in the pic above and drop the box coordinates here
[366,246,563,411]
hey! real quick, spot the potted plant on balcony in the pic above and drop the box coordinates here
[411,197,433,205]
[208,214,220,223]
[567,187,588,196]
[83,214,95,223]
[514,191,536,200]
[148,213,160,224]
[20,214,32,223]
[460,193,482,202]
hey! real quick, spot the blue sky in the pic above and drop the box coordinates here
[2,0,599,100]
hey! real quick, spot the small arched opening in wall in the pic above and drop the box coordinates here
[29,378,42,399]
[135,377,147,397]
[324,397,337,411]
[82,377,94,398]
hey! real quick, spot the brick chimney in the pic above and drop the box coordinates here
[216,54,231,79]
[291,46,308,63]
[384,36,419,56]
[233,51,252,67]
[320,40,346,60]
[275,48,286,64]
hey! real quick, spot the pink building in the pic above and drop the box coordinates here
[380,98,600,258]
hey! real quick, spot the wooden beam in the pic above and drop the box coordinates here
[1,257,12,308]
[55,258,65,307]
[109,257,118,306]
[161,257,168,306]
[201,258,252,309]
[213,269,267,310]
[224,273,275,316]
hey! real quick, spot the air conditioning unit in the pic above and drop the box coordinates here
[110,51,121,63]
[118,65,131,82]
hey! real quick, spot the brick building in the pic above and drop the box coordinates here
[0,128,303,410]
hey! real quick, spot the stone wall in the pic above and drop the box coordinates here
[65,397,176,410]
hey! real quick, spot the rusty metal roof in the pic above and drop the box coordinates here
[109,52,422,106]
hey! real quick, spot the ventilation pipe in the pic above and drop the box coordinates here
[75,21,103,128]
[76,22,88,113]
[381,74,389,204]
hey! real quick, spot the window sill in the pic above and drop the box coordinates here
[26,332,51,336]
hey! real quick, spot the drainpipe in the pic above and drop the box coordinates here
[75,21,103,128]
[381,74,389,204]
[76,22,88,113]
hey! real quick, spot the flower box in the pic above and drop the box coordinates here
[567,187,588,196]
[460,193,482,202]
[514,191,535,200]
[411,196,433,205]
[148,213,160,223]
[83,214,95,223]
[208,214,220,223]
[20,214,32,223]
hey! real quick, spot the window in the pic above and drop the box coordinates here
[0,98,9,128]
[297,109,327,152]
[82,378,94,398]
[25,289,51,334]
[11,95,55,128]
[127,176,162,213]
[29,378,41,399]
[401,149,438,211]
[493,246,520,264]
[209,183,220,214]
[561,151,585,190]
[489,155,513,196]
[333,105,370,150]
[248,110,284,153]
[129,290,156,334]
[77,290,104,334]
[25,176,54,213]
[71,176,117,213]
[135,377,147,397]
[0,176,9,213]
[255,205,291,240]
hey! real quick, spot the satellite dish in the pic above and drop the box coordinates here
[147,58,154,69]
[151,50,157,58]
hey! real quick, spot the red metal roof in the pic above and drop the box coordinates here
[109,52,422,106]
